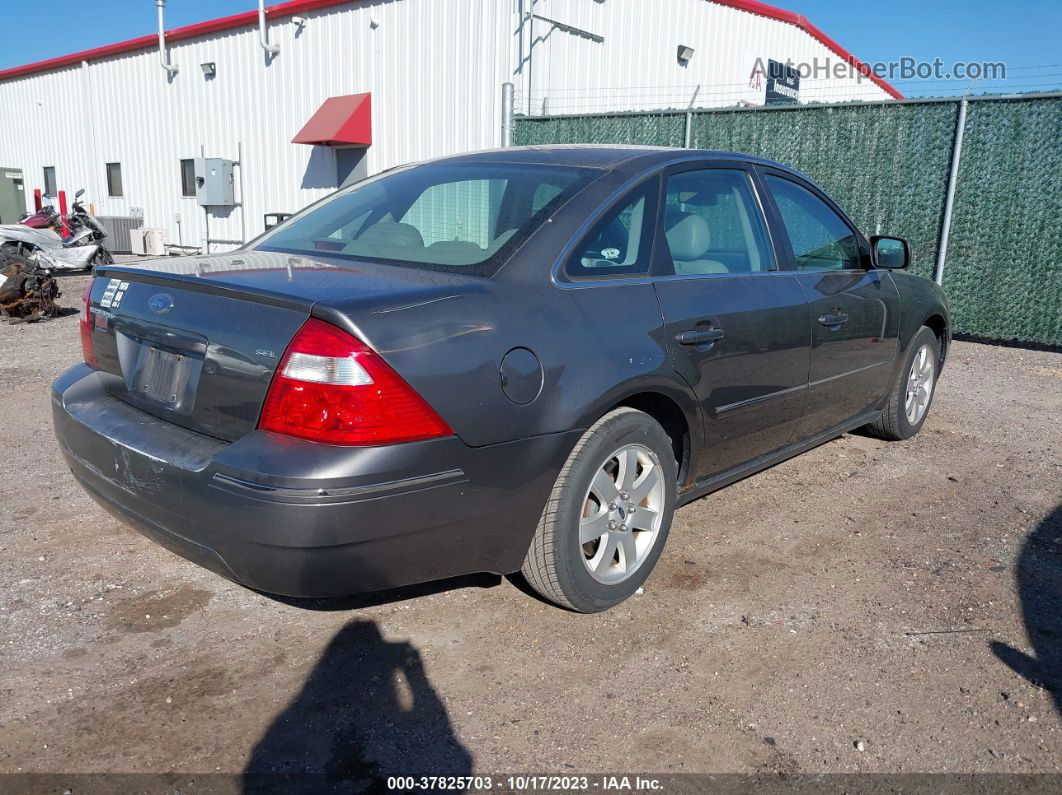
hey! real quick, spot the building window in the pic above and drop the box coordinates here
[180,159,196,197]
[43,166,57,197]
[106,162,123,197]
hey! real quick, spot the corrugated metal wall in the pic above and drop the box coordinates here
[0,0,889,250]
[516,0,891,115]
[0,0,512,251]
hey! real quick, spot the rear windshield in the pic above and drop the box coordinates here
[255,161,597,275]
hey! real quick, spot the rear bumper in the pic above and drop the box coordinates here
[52,364,577,597]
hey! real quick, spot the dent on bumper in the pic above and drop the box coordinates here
[51,364,577,597]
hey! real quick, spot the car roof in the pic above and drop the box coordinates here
[436,144,798,177]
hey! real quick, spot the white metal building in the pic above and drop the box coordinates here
[0,0,899,251]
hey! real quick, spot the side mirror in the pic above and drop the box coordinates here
[75,188,85,199]
[870,236,909,269]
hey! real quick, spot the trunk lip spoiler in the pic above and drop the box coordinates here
[92,265,314,312]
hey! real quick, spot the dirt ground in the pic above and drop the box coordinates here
[1,272,1060,788]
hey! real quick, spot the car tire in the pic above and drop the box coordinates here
[866,325,941,441]
[521,407,678,612]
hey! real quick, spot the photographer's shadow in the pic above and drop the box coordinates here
[244,620,473,793]
[991,505,1062,714]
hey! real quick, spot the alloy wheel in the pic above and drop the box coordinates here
[579,443,665,585]
[905,344,935,425]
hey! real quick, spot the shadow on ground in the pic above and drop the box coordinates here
[243,620,473,793]
[991,505,1062,714]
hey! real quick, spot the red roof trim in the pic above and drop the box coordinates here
[714,0,904,99]
[0,0,903,99]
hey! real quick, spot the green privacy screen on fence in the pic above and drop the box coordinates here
[514,96,1062,346]
[687,103,958,283]
[946,99,1062,345]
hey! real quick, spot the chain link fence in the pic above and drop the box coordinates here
[515,95,1062,346]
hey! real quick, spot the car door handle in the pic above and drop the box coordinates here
[676,328,725,346]
[818,312,849,328]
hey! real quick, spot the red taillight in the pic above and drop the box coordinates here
[80,278,97,368]
[259,318,452,446]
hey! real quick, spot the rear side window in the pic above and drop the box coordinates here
[662,169,774,275]
[765,175,861,271]
[257,162,595,276]
[565,181,657,279]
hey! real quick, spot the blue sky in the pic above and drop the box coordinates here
[2,0,1060,96]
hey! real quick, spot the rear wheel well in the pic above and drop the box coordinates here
[923,314,948,364]
[610,393,690,486]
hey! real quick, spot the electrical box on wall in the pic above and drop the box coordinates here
[193,158,235,206]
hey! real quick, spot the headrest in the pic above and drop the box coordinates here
[354,221,425,249]
[665,211,711,261]
[427,240,482,254]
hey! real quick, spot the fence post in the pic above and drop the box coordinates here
[935,98,968,286]
[683,111,693,147]
[500,82,515,147]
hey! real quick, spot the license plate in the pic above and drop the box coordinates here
[138,347,190,406]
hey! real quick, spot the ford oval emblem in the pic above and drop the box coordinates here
[148,293,174,315]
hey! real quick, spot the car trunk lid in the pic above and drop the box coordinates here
[87,250,483,442]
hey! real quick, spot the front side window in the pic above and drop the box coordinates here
[106,162,123,197]
[257,162,594,275]
[43,166,57,198]
[566,182,656,279]
[662,168,774,275]
[765,175,861,271]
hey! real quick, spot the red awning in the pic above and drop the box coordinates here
[292,92,372,147]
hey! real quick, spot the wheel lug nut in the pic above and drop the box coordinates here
[609,503,616,511]
[620,524,628,531]
[608,520,617,530]
[620,492,629,500]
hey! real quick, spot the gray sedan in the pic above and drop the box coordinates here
[52,146,949,612]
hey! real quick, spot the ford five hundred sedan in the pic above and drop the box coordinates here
[52,146,949,612]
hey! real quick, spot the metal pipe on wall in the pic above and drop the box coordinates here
[259,0,281,56]
[501,83,515,147]
[156,0,179,76]
[201,144,208,254]
[237,141,247,245]
[80,60,105,203]
[934,98,968,286]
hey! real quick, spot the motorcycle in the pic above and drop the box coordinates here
[18,205,59,229]
[0,189,113,271]
[66,191,111,250]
